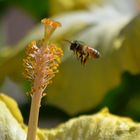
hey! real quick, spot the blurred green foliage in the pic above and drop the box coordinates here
[95,72,140,120]
[0,0,49,19]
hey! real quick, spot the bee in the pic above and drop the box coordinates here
[64,40,100,64]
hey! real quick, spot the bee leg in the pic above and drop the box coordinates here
[83,54,89,64]
[82,55,87,64]
[81,58,84,64]
[78,54,83,64]
[76,51,78,57]
[83,56,87,64]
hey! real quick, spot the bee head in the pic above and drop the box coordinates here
[64,40,80,50]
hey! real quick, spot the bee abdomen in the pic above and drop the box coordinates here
[87,47,100,58]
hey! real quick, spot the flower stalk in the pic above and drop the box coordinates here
[23,18,63,140]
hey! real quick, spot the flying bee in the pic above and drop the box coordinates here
[64,40,100,64]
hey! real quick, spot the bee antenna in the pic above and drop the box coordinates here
[63,39,72,44]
